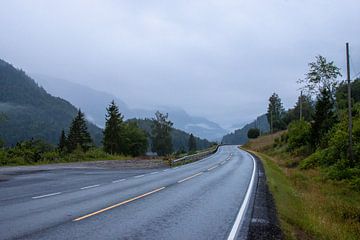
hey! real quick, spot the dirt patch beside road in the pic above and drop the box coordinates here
[0,159,168,179]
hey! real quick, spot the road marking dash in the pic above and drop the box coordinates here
[134,174,145,178]
[163,169,169,172]
[81,184,100,190]
[207,165,219,171]
[112,179,126,183]
[73,187,166,221]
[177,172,203,183]
[32,192,62,199]
[150,171,159,175]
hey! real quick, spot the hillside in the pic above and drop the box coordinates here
[33,74,227,140]
[0,59,103,146]
[128,118,215,152]
[221,114,270,144]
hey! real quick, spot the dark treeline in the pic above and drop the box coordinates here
[0,58,215,165]
[0,58,103,146]
[263,55,360,189]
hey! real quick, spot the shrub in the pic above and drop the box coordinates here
[247,128,260,139]
[287,120,311,153]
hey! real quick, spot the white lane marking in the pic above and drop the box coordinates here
[177,172,203,183]
[207,165,218,171]
[81,184,100,190]
[173,167,179,170]
[134,174,145,178]
[112,179,126,183]
[227,151,257,240]
[32,192,62,199]
[150,171,159,175]
[220,161,226,165]
[163,169,169,172]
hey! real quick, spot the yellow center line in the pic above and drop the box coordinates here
[73,187,166,222]
[177,172,203,183]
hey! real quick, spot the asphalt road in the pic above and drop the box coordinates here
[0,145,256,240]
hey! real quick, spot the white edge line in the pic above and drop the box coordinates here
[32,192,62,199]
[112,179,126,183]
[227,151,257,240]
[80,184,100,190]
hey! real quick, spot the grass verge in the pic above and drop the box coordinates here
[243,145,360,239]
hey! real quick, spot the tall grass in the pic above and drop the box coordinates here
[244,134,360,240]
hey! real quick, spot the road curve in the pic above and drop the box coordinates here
[0,145,256,240]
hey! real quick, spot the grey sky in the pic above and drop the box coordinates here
[1,0,359,128]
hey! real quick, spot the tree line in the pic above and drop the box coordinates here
[253,55,360,189]
[58,101,198,157]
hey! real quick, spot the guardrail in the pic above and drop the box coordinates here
[170,145,220,167]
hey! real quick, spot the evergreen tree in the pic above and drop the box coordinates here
[66,109,92,152]
[188,133,197,152]
[283,94,314,125]
[247,128,260,139]
[103,100,124,154]
[267,93,286,132]
[58,129,67,152]
[151,111,173,156]
[311,89,337,148]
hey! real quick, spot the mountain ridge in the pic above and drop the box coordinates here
[32,74,227,140]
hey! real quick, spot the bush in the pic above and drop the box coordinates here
[287,120,311,153]
[247,128,260,139]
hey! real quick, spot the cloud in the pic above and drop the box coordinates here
[0,0,359,127]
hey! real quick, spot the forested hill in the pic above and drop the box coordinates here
[221,114,270,145]
[128,118,215,152]
[0,59,102,146]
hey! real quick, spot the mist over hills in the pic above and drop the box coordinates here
[221,114,270,145]
[0,59,103,146]
[33,74,227,141]
[0,59,214,151]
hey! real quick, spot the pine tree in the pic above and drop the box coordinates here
[188,133,197,152]
[311,88,337,148]
[151,111,173,156]
[247,128,260,139]
[267,93,286,132]
[103,100,124,154]
[58,129,67,152]
[66,109,92,152]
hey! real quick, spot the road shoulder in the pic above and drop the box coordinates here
[243,150,283,240]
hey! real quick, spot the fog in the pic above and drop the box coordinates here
[1,0,359,128]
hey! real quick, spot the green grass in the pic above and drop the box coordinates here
[245,149,360,240]
[0,147,130,167]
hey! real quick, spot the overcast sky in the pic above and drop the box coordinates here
[1,0,359,128]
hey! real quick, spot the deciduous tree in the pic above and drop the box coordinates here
[151,111,173,156]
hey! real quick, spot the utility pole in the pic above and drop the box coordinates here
[270,110,273,134]
[299,90,303,121]
[346,42,354,165]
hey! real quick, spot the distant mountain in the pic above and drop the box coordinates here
[0,59,103,146]
[33,74,227,140]
[221,114,270,145]
[128,118,215,152]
